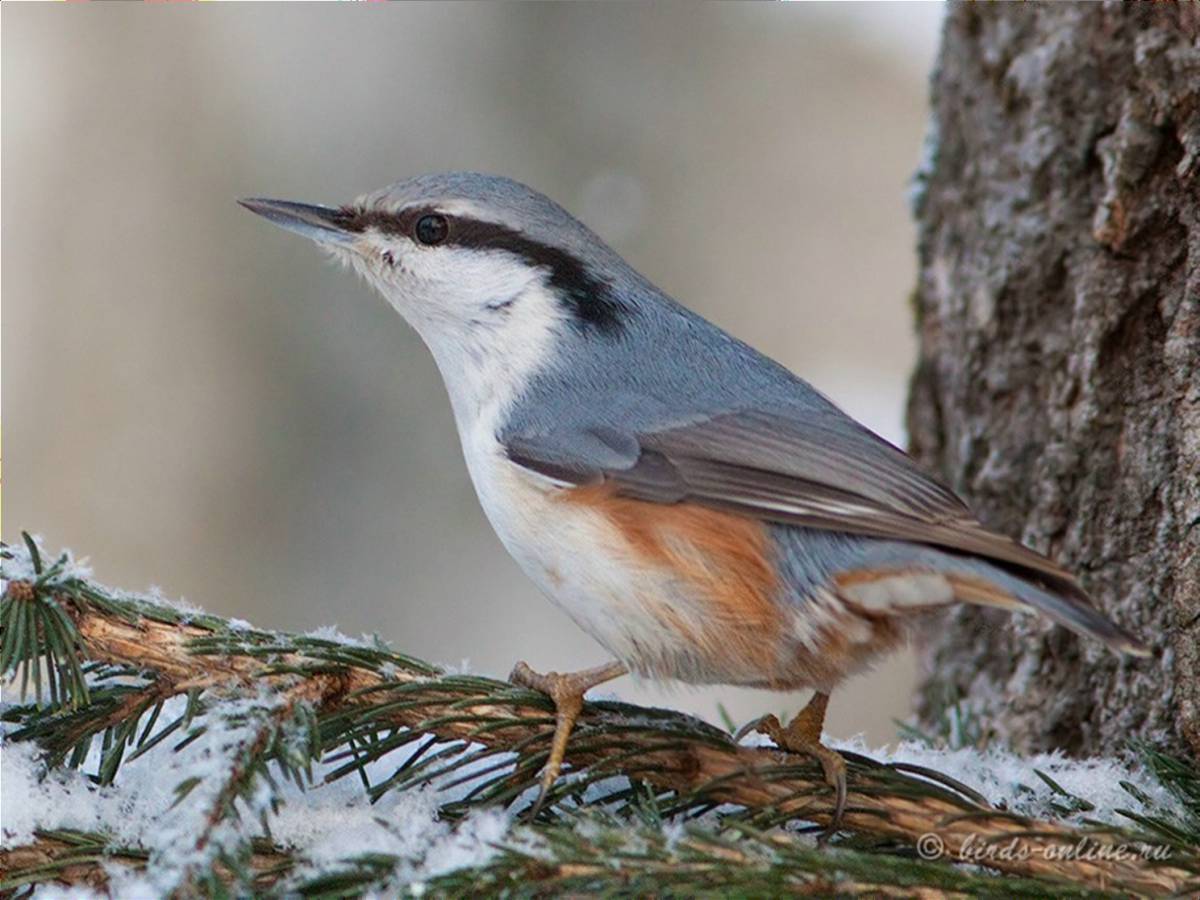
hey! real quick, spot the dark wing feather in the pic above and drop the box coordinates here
[506,409,1085,596]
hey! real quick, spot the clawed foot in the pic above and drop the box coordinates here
[739,691,847,838]
[509,659,626,815]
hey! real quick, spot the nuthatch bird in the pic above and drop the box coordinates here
[241,173,1148,824]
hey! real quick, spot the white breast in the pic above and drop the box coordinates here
[457,417,662,665]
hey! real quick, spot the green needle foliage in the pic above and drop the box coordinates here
[0,536,91,709]
[1,534,1197,898]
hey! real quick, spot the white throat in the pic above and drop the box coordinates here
[425,286,561,437]
[413,280,568,542]
[340,242,568,443]
[396,278,564,444]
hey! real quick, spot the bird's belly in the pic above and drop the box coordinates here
[470,456,702,675]
[463,440,834,686]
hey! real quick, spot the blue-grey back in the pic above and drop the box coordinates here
[506,284,853,437]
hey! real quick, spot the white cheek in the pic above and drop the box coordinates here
[365,243,531,322]
[424,247,535,304]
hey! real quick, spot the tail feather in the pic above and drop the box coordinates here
[945,572,1150,657]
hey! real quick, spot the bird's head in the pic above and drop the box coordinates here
[240,173,636,423]
[249,174,631,364]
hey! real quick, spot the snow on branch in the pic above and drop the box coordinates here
[1,535,1197,897]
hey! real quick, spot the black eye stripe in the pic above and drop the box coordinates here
[334,205,627,333]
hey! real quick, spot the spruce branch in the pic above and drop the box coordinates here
[1,536,1197,897]
[0,830,292,896]
[0,818,1115,900]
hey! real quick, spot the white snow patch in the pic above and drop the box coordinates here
[2,724,514,897]
[304,624,377,648]
[0,538,92,594]
[2,741,116,846]
[834,735,1184,826]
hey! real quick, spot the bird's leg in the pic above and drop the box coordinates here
[754,691,847,836]
[509,659,627,814]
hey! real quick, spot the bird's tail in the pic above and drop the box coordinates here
[945,567,1149,657]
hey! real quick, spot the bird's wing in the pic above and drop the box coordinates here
[502,408,1083,594]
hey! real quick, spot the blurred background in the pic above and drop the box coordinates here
[3,3,944,745]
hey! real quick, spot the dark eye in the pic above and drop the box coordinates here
[414,214,449,246]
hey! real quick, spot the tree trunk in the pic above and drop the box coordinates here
[907,3,1200,760]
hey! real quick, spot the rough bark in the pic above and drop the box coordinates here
[908,3,1200,760]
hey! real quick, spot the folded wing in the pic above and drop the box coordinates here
[503,408,1145,654]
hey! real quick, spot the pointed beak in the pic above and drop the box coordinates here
[238,197,357,246]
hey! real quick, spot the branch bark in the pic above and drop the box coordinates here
[907,2,1200,759]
